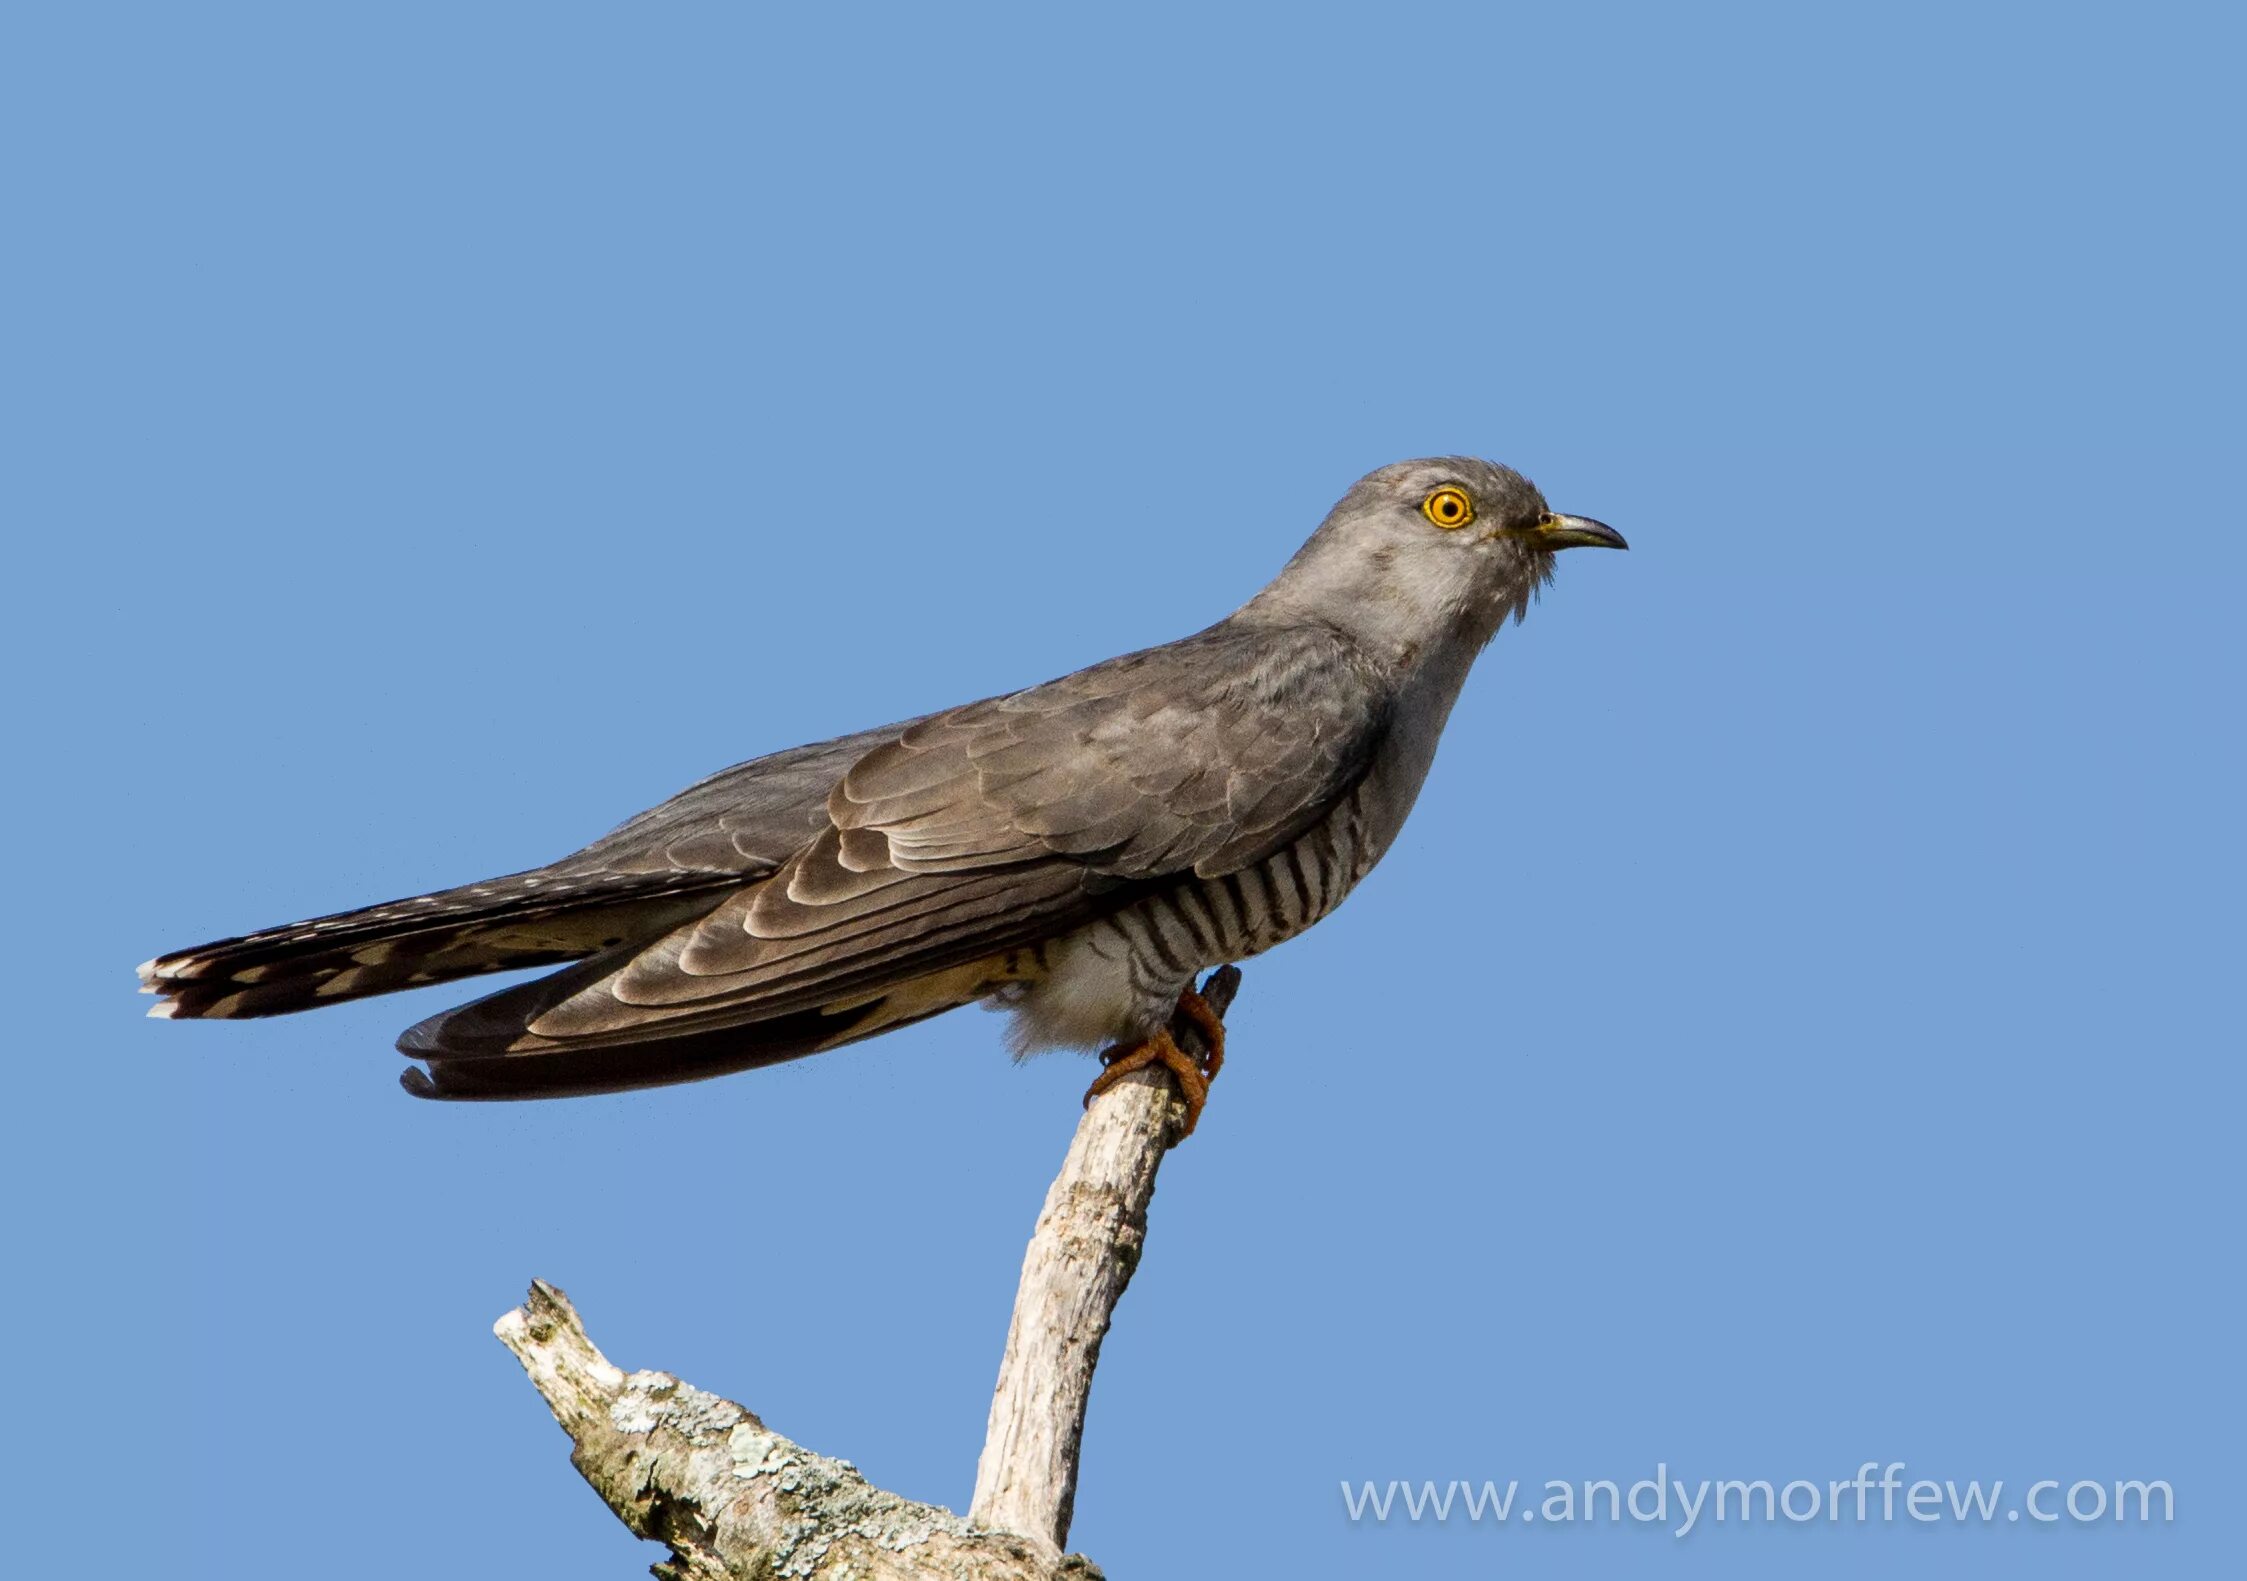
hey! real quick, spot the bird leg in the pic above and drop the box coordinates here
[1171,984,1227,1087]
[1082,985,1230,1141]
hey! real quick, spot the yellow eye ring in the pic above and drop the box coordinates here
[1421,486,1475,529]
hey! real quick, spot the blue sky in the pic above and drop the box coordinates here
[6,4,2239,1576]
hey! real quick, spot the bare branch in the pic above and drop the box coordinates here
[493,966,1242,1578]
[495,1281,1091,1581]
[970,966,1241,1554]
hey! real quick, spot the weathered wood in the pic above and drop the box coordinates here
[495,1280,1093,1581]
[970,966,1240,1554]
[494,965,1241,1578]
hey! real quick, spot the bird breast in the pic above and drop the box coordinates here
[992,635,1471,1058]
[996,777,1386,1055]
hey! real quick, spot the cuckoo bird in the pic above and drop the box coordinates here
[140,458,1624,1134]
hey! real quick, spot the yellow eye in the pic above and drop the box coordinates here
[1421,486,1475,529]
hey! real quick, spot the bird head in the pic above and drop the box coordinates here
[1251,456,1625,660]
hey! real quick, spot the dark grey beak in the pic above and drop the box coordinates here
[1533,513,1628,551]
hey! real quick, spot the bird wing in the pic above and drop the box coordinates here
[553,718,933,876]
[140,722,922,1019]
[403,621,1389,1068]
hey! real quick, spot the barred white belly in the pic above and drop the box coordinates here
[999,782,1379,1053]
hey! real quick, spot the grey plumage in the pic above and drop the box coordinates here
[140,457,1624,1100]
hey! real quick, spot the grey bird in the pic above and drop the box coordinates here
[140,458,1624,1131]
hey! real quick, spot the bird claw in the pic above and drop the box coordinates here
[1171,986,1226,1085]
[1082,985,1228,1141]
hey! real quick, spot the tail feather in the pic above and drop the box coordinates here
[396,949,996,1100]
[140,867,742,1020]
[396,1001,918,1099]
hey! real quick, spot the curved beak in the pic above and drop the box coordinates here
[1533,513,1628,551]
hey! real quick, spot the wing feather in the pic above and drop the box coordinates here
[403,622,1389,1070]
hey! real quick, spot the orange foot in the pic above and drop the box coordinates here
[1171,985,1227,1086]
[1083,987,1229,1141]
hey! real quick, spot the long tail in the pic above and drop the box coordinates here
[396,947,995,1100]
[139,867,740,1021]
[397,996,955,1100]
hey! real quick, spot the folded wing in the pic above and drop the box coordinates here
[403,622,1387,1095]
